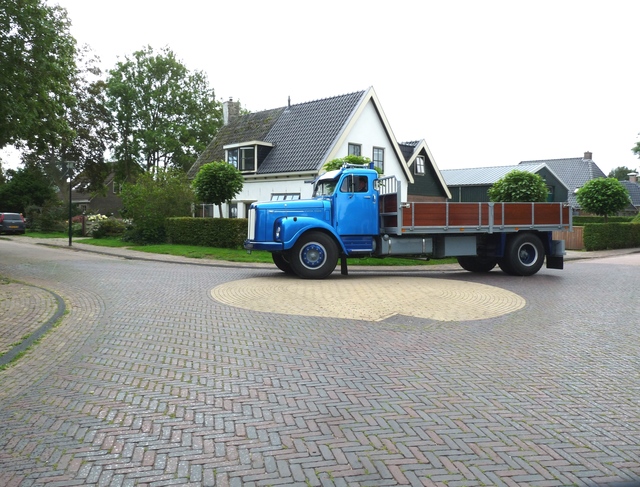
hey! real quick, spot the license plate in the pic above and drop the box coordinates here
[9,225,18,229]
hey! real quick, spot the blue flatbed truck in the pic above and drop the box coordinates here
[244,165,572,279]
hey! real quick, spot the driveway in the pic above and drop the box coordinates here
[0,238,639,487]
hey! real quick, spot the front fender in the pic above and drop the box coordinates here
[277,217,346,253]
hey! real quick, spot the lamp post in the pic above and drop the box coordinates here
[64,161,75,247]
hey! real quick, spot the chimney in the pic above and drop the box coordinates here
[222,97,240,125]
[583,151,593,160]
[629,173,638,184]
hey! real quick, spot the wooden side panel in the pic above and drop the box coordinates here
[533,204,567,225]
[380,194,398,228]
[447,203,489,226]
[403,203,448,227]
[501,204,533,226]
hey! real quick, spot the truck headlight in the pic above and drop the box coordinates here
[274,224,282,241]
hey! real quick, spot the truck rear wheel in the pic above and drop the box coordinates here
[290,232,338,279]
[272,252,295,275]
[499,233,545,276]
[457,255,498,273]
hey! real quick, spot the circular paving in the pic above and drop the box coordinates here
[211,275,526,322]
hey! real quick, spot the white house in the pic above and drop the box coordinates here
[188,87,449,217]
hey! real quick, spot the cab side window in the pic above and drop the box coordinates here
[340,175,368,193]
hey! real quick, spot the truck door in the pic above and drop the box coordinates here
[334,175,379,236]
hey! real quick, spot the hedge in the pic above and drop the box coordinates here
[166,217,248,249]
[583,222,640,251]
[573,216,634,225]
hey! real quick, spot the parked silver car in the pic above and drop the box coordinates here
[0,212,26,235]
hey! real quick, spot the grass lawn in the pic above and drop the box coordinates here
[20,232,458,266]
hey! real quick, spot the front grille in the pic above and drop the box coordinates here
[247,208,256,240]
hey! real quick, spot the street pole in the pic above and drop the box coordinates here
[64,161,75,247]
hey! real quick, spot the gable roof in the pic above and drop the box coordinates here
[258,90,366,174]
[401,139,451,199]
[519,155,607,207]
[188,87,414,182]
[441,163,551,186]
[187,108,284,178]
[620,180,640,208]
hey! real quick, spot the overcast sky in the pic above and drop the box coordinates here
[4,0,639,176]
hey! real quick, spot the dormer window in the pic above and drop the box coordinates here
[227,147,255,172]
[224,141,274,173]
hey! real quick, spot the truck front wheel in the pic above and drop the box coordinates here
[272,252,295,275]
[457,255,498,273]
[499,233,545,276]
[290,232,338,279]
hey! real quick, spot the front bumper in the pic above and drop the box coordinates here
[243,240,284,252]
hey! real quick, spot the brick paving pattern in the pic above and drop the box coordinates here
[0,238,638,486]
[0,280,58,355]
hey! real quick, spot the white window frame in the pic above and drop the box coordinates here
[373,147,384,172]
[415,156,426,175]
[271,193,301,201]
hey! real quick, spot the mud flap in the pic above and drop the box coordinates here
[546,255,564,270]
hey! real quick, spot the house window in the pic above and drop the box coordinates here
[348,143,361,156]
[227,147,256,172]
[271,193,300,201]
[229,203,238,218]
[373,147,384,172]
[415,156,426,175]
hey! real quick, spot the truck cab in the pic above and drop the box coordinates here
[245,165,379,278]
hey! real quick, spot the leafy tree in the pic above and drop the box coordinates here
[0,164,58,213]
[106,46,222,178]
[20,46,115,197]
[324,154,375,172]
[120,168,193,244]
[488,170,548,202]
[192,161,243,218]
[0,0,76,152]
[608,166,636,181]
[576,177,630,222]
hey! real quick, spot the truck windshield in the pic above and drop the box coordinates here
[313,177,338,197]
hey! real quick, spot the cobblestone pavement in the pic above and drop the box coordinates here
[0,237,639,487]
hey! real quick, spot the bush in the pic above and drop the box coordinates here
[90,217,127,238]
[576,178,630,220]
[488,170,548,202]
[573,216,634,225]
[166,217,247,248]
[583,222,640,250]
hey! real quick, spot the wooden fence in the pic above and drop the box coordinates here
[553,226,584,250]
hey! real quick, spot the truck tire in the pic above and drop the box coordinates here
[457,255,497,273]
[272,252,295,275]
[290,232,338,279]
[499,233,545,276]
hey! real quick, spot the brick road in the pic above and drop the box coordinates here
[0,238,638,487]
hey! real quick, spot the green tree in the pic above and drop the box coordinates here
[323,154,374,172]
[576,177,630,222]
[192,161,243,218]
[0,0,76,152]
[21,46,115,197]
[0,164,58,213]
[488,170,548,202]
[608,166,636,181]
[106,46,222,178]
[120,168,194,244]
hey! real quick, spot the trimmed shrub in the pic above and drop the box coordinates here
[574,216,634,225]
[166,217,248,249]
[583,222,640,250]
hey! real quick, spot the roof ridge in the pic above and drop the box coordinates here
[287,89,366,108]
